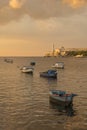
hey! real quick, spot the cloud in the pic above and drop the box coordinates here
[0,0,87,25]
[9,0,26,9]
[63,0,86,8]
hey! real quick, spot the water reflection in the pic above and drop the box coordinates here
[50,102,75,117]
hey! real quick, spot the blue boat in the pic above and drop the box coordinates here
[49,90,77,106]
[40,70,57,79]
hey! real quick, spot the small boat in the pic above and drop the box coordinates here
[30,62,36,66]
[21,66,34,74]
[4,58,13,63]
[52,62,64,69]
[49,90,77,106]
[40,70,57,79]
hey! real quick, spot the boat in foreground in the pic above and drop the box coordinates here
[40,70,57,79]
[21,66,34,74]
[49,90,77,106]
[52,62,64,69]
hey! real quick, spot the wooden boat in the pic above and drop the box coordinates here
[40,70,57,79]
[52,62,64,69]
[21,66,34,74]
[49,90,77,106]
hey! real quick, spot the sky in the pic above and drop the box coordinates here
[0,0,87,56]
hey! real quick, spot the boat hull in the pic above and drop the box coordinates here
[40,73,57,79]
[21,70,33,74]
[49,90,74,106]
[49,96,72,106]
[21,67,34,74]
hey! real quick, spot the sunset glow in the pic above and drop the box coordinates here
[9,0,26,9]
[0,0,87,56]
[63,0,86,8]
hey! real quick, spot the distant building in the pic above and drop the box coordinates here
[75,54,83,58]
[45,47,65,57]
[45,47,87,57]
[54,48,60,56]
[60,46,66,56]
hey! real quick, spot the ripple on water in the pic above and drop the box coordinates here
[0,57,87,130]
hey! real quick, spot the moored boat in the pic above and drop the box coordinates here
[30,62,36,66]
[4,58,13,63]
[40,69,57,79]
[49,90,77,106]
[52,62,64,69]
[21,66,34,74]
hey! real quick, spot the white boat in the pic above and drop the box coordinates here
[52,62,64,69]
[21,66,34,74]
[49,90,77,106]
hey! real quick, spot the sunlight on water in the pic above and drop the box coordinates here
[0,57,87,130]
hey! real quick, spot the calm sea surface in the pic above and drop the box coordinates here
[0,57,87,130]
